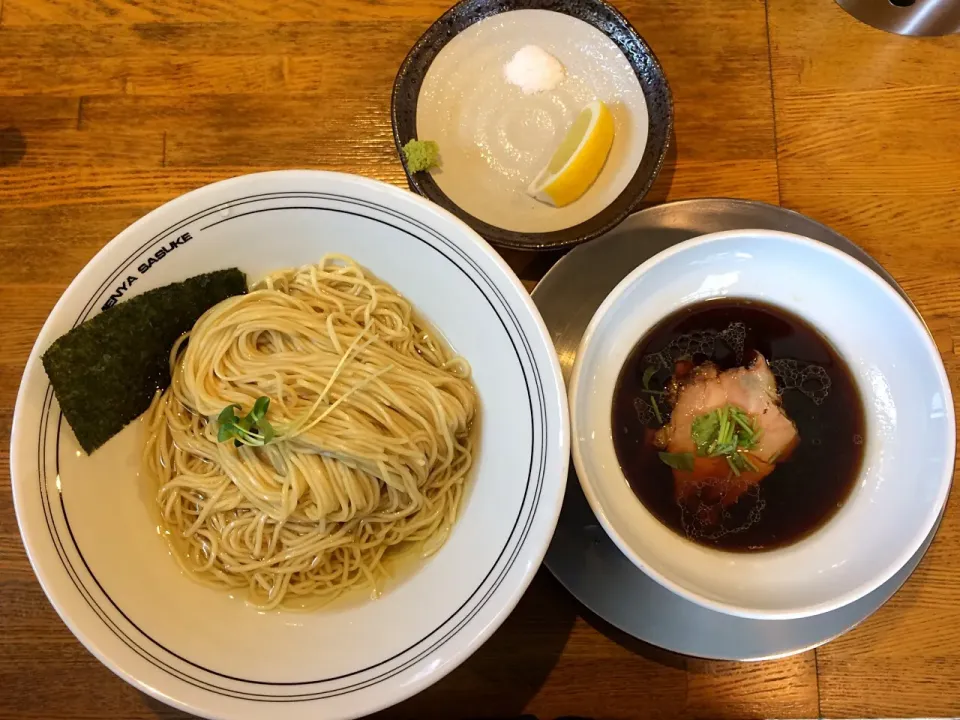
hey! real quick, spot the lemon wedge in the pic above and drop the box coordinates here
[528,100,615,207]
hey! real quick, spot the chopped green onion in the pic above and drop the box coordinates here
[650,396,663,424]
[732,410,754,437]
[718,409,729,446]
[642,366,657,390]
[687,403,768,477]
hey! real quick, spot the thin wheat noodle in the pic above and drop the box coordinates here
[143,256,477,609]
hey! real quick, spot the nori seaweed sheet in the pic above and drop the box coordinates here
[42,268,247,454]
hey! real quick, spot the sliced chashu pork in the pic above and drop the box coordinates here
[656,353,798,508]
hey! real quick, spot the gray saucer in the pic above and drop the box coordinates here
[533,198,942,661]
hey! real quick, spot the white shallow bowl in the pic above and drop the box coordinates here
[569,229,954,620]
[11,171,569,720]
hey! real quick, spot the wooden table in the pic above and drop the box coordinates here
[1,0,958,717]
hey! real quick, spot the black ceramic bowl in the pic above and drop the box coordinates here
[392,0,673,252]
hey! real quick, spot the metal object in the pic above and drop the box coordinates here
[532,198,941,661]
[836,0,960,36]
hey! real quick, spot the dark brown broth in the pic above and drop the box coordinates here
[611,299,865,551]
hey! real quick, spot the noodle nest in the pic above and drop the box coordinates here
[144,256,478,609]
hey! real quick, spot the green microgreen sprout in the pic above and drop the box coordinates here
[217,396,276,447]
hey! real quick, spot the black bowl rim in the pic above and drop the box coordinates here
[391,0,675,252]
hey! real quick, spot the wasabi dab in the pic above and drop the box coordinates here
[402,139,440,173]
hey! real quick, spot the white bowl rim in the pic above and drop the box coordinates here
[569,228,956,620]
[11,169,571,720]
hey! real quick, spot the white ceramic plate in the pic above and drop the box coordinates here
[11,171,569,720]
[569,229,954,620]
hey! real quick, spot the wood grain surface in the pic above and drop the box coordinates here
[0,0,957,718]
